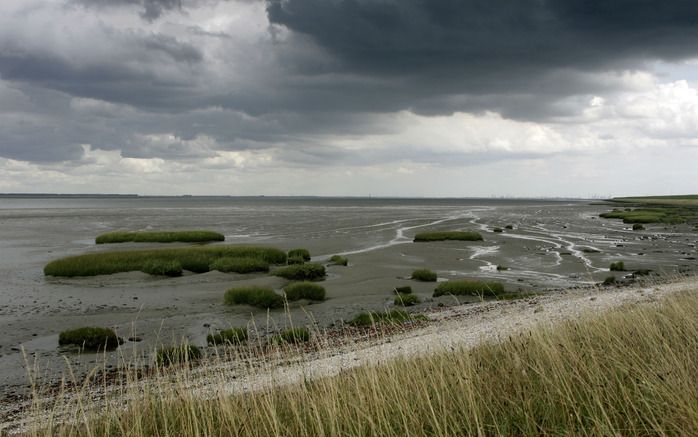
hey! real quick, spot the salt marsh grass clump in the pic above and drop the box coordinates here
[209,257,269,274]
[287,248,311,262]
[329,255,348,266]
[413,231,483,242]
[155,345,202,366]
[44,246,287,277]
[434,279,504,297]
[273,263,326,281]
[411,268,437,282]
[393,286,412,294]
[610,261,625,271]
[58,327,122,351]
[348,309,425,327]
[224,286,284,309]
[141,259,183,277]
[394,293,419,306]
[283,282,326,301]
[96,230,224,244]
[206,328,248,346]
[271,327,311,345]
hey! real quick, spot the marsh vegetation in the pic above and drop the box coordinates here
[413,231,483,242]
[96,230,224,244]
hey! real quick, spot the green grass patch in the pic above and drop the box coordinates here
[411,268,437,282]
[603,276,617,285]
[599,207,695,224]
[207,328,248,346]
[287,248,311,262]
[273,263,326,281]
[224,286,285,309]
[209,257,269,274]
[394,293,419,306]
[329,255,348,266]
[610,261,625,271]
[44,246,287,277]
[493,227,503,233]
[271,327,311,345]
[58,327,122,351]
[505,224,514,230]
[141,259,183,277]
[434,280,505,297]
[413,231,483,242]
[632,223,645,230]
[393,286,412,294]
[284,282,326,301]
[156,345,202,366]
[348,309,426,327]
[96,230,224,244]
[496,265,509,271]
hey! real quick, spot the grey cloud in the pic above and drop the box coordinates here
[73,0,183,21]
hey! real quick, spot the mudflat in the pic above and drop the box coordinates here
[0,196,696,397]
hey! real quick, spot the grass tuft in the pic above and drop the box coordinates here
[413,231,483,242]
[155,345,202,366]
[610,261,625,271]
[603,276,617,285]
[141,259,183,277]
[209,257,269,274]
[284,282,326,301]
[394,293,419,306]
[273,263,326,281]
[632,223,645,231]
[329,255,348,266]
[96,230,224,244]
[206,328,248,346]
[434,279,505,297]
[411,268,437,282]
[393,286,412,294]
[58,327,122,351]
[287,248,311,262]
[44,246,286,277]
[271,327,311,345]
[348,309,425,327]
[224,286,284,309]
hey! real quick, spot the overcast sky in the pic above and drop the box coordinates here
[1,0,698,197]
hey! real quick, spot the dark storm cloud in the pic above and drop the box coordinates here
[73,0,183,21]
[265,0,698,118]
[267,0,698,73]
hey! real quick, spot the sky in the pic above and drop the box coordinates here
[1,0,698,197]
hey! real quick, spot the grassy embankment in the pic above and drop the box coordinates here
[37,286,698,436]
[95,230,225,244]
[600,195,698,225]
[43,246,287,277]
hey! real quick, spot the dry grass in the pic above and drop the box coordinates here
[27,288,698,436]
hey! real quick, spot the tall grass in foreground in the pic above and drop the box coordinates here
[35,290,698,436]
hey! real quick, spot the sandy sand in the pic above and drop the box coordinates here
[3,276,696,434]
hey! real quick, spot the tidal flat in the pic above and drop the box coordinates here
[0,196,696,397]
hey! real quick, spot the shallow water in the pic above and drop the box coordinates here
[0,196,696,395]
